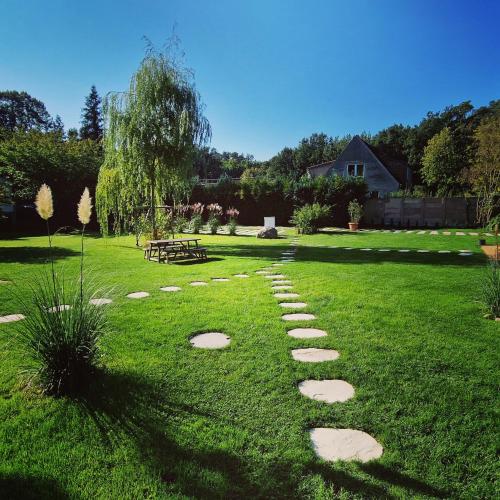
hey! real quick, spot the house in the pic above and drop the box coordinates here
[307,135,412,197]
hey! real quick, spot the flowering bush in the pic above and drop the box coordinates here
[174,205,190,233]
[207,203,223,234]
[190,203,204,233]
[226,207,240,236]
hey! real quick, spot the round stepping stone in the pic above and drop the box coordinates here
[274,292,299,298]
[160,286,181,292]
[234,274,249,278]
[256,270,271,275]
[89,298,112,306]
[299,380,354,403]
[265,274,285,279]
[279,302,307,309]
[212,278,230,282]
[272,280,292,285]
[190,281,208,286]
[309,428,383,462]
[272,285,293,290]
[417,250,429,253]
[291,348,339,362]
[283,313,316,321]
[438,250,451,254]
[398,249,410,253]
[288,327,326,338]
[378,249,390,252]
[48,304,71,312]
[127,292,150,299]
[0,314,25,323]
[190,332,230,349]
[360,248,372,251]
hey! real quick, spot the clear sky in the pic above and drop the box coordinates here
[1,0,499,160]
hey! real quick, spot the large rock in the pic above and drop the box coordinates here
[257,226,278,239]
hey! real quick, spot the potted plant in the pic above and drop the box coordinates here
[348,199,363,231]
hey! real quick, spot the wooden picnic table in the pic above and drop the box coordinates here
[144,238,207,263]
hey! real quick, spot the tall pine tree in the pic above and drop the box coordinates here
[79,85,103,140]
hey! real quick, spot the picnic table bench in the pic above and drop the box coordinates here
[144,238,207,263]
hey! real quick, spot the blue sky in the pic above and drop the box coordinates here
[1,0,498,160]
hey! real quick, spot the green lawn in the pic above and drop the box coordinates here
[0,229,498,499]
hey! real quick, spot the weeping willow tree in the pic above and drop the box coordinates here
[96,45,211,236]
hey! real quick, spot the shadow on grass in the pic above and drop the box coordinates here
[0,472,70,500]
[209,244,485,267]
[73,368,447,499]
[0,246,79,264]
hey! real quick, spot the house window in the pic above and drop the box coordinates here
[347,163,364,177]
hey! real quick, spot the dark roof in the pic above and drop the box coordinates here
[307,160,335,172]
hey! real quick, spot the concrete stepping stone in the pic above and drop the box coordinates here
[378,249,390,252]
[274,293,299,299]
[398,249,410,252]
[256,270,271,275]
[417,230,427,234]
[89,298,112,306]
[430,230,438,235]
[0,280,12,285]
[288,327,325,338]
[456,232,465,235]
[265,274,285,279]
[48,304,72,312]
[438,250,451,254]
[443,231,451,235]
[417,250,429,253]
[127,292,150,299]
[279,302,307,309]
[234,274,249,278]
[459,252,473,256]
[299,379,354,403]
[212,278,230,282]
[292,348,339,362]
[343,247,353,250]
[309,428,383,462]
[190,332,230,349]
[283,313,315,321]
[272,280,292,285]
[160,286,182,292]
[360,248,372,251]
[272,285,293,291]
[0,314,25,323]
[470,232,478,236]
[272,263,284,266]
[190,281,208,286]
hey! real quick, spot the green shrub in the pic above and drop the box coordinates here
[190,203,204,233]
[290,203,330,234]
[482,263,500,319]
[485,214,500,232]
[348,199,363,223]
[207,203,222,235]
[226,207,239,236]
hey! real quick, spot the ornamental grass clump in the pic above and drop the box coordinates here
[16,185,107,396]
[174,204,190,233]
[226,207,239,236]
[190,203,204,234]
[481,262,500,320]
[207,203,223,234]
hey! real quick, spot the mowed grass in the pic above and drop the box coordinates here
[0,229,498,499]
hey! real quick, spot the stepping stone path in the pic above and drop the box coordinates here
[291,348,339,362]
[234,274,249,278]
[160,286,182,292]
[89,298,112,306]
[212,278,230,282]
[127,292,150,299]
[253,237,384,463]
[0,314,25,323]
[299,379,354,403]
[279,302,307,309]
[48,304,72,312]
[190,332,230,349]
[309,429,383,462]
[190,281,208,286]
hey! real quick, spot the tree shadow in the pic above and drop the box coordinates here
[0,247,79,264]
[0,472,70,500]
[359,463,449,498]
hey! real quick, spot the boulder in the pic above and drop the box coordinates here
[257,226,278,239]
